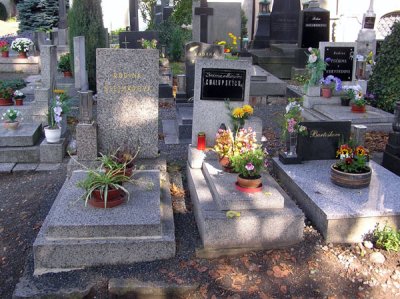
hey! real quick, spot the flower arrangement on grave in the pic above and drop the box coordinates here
[11,38,34,53]
[216,32,239,54]
[99,147,140,177]
[13,90,25,105]
[138,38,158,49]
[57,53,72,76]
[0,40,10,57]
[305,47,327,90]
[225,101,254,132]
[44,98,63,143]
[2,108,22,129]
[331,142,371,188]
[343,85,366,112]
[319,75,342,98]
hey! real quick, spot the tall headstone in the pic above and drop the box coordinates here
[40,45,57,93]
[96,49,159,158]
[73,36,89,91]
[356,0,377,58]
[129,0,139,32]
[58,0,67,29]
[191,59,251,146]
[270,0,301,44]
[251,0,271,49]
[185,42,224,98]
[382,101,400,176]
[298,0,330,48]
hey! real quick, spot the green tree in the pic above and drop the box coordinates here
[139,0,157,30]
[68,0,106,91]
[369,22,400,113]
[171,0,192,26]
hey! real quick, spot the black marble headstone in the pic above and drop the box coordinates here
[297,121,351,160]
[200,68,246,101]
[323,46,355,81]
[129,0,139,32]
[298,7,330,48]
[119,31,159,49]
[270,0,301,44]
[185,42,224,98]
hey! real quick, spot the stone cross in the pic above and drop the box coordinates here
[194,0,214,43]
[58,0,67,29]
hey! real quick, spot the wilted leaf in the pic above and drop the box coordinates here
[170,183,185,198]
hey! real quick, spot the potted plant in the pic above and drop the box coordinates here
[0,40,10,57]
[1,108,22,130]
[99,147,139,177]
[0,83,14,106]
[304,47,327,96]
[13,90,26,106]
[57,53,72,77]
[77,168,133,208]
[44,98,63,143]
[11,38,34,58]
[319,75,342,98]
[331,143,371,189]
[231,148,266,192]
[343,85,366,113]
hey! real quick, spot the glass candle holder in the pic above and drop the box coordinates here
[197,132,206,150]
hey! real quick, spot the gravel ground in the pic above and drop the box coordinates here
[1,75,399,298]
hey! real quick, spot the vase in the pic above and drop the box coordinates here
[0,98,13,106]
[330,163,371,189]
[287,132,298,157]
[18,52,28,58]
[88,188,126,208]
[321,87,332,98]
[3,121,19,130]
[14,98,23,106]
[1,51,9,58]
[351,104,366,113]
[341,96,351,106]
[44,126,61,143]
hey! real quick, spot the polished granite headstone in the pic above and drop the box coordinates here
[96,49,158,158]
[270,0,301,44]
[273,158,400,243]
[298,3,330,48]
[297,121,351,160]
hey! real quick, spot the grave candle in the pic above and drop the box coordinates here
[197,132,206,150]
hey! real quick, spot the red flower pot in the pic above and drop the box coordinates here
[18,52,28,59]
[321,87,332,98]
[14,98,23,106]
[88,188,126,208]
[1,51,9,58]
[0,98,14,106]
[351,104,366,113]
[63,71,73,77]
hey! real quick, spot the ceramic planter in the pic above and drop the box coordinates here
[3,121,19,130]
[0,98,13,106]
[236,174,262,190]
[88,188,126,208]
[351,104,366,113]
[321,87,332,98]
[63,71,73,77]
[18,52,28,58]
[14,98,23,106]
[44,126,61,143]
[330,163,371,189]
[1,51,9,58]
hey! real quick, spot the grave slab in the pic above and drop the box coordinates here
[0,123,42,147]
[0,163,16,173]
[187,161,304,250]
[0,145,40,163]
[273,158,400,243]
[33,169,175,274]
[12,163,38,172]
[36,163,62,171]
[203,160,284,210]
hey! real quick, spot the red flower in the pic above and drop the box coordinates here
[345,157,353,165]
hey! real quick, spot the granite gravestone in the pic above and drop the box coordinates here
[270,0,301,44]
[119,31,159,49]
[191,59,251,146]
[320,42,357,82]
[297,121,351,161]
[185,42,224,98]
[96,49,159,158]
[298,3,330,48]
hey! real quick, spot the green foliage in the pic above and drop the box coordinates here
[293,73,310,85]
[241,9,248,38]
[374,224,400,252]
[0,3,7,21]
[139,0,157,30]
[231,149,265,177]
[369,22,400,113]
[58,53,71,72]
[138,38,158,49]
[170,62,184,76]
[17,0,69,32]
[171,0,192,26]
[0,79,26,91]
[68,0,106,91]
[305,48,326,88]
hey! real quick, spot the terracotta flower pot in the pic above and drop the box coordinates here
[1,51,9,58]
[3,121,19,130]
[0,98,13,106]
[63,71,73,77]
[236,174,262,189]
[330,163,371,189]
[321,87,332,98]
[18,52,28,59]
[14,98,23,106]
[104,166,134,178]
[88,188,126,208]
[218,156,235,173]
[351,104,366,113]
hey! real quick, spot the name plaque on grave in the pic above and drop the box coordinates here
[300,12,330,48]
[363,17,376,29]
[200,68,246,101]
[324,46,354,81]
[297,121,351,160]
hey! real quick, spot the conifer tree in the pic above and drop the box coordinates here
[17,0,63,32]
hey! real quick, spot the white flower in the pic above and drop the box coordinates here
[308,47,312,52]
[308,54,317,64]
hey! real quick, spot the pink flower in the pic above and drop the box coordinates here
[245,163,254,171]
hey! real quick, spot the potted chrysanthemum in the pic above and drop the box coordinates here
[343,85,366,113]
[11,38,34,58]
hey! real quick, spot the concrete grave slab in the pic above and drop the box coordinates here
[0,163,16,173]
[273,158,400,243]
[0,123,42,147]
[12,163,38,172]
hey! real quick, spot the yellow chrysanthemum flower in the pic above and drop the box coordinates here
[242,105,253,115]
[232,107,244,118]
[233,41,237,45]
[218,41,226,45]
[53,89,66,94]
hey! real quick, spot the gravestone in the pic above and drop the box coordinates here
[129,0,139,31]
[96,49,159,158]
[297,121,351,160]
[119,31,159,49]
[298,1,330,48]
[270,0,301,44]
[191,59,251,146]
[73,36,89,91]
[320,42,357,82]
[185,42,224,98]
